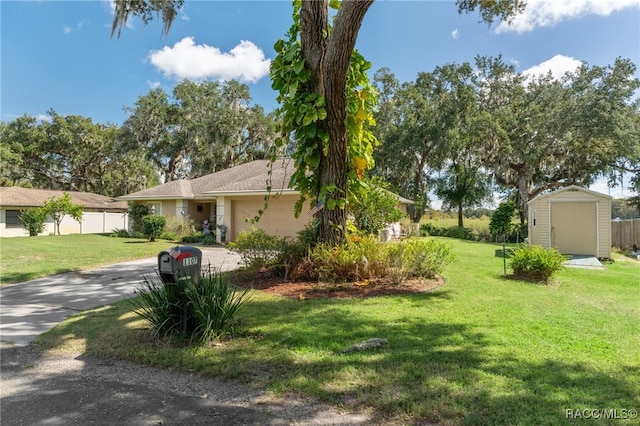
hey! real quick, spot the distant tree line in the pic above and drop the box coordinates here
[0,80,279,197]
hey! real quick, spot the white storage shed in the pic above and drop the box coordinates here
[527,186,612,258]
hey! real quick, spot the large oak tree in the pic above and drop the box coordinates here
[111,0,525,244]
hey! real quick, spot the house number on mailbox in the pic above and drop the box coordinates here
[182,257,198,266]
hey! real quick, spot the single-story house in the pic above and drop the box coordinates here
[527,185,612,258]
[0,187,129,238]
[118,158,413,242]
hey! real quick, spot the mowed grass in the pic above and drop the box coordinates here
[35,238,640,425]
[0,234,175,285]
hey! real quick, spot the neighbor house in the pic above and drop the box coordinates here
[527,185,612,258]
[118,159,413,242]
[0,187,129,238]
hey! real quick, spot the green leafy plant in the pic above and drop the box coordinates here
[490,201,517,242]
[228,228,285,270]
[387,239,455,280]
[509,244,566,283]
[141,215,167,242]
[291,234,386,283]
[128,204,150,234]
[129,268,252,343]
[165,215,196,241]
[201,233,217,245]
[351,176,405,235]
[41,192,83,236]
[19,208,46,236]
[110,228,130,238]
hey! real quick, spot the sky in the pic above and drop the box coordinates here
[2,0,640,199]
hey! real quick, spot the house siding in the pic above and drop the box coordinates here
[231,195,311,241]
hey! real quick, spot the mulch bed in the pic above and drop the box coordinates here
[232,271,446,299]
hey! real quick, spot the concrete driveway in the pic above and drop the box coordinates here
[0,246,242,347]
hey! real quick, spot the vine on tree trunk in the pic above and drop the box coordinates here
[265,0,378,244]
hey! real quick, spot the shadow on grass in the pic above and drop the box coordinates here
[25,289,640,425]
[1,268,81,286]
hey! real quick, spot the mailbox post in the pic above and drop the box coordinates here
[157,246,203,335]
[158,246,203,285]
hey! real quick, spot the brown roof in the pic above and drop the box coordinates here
[0,187,128,210]
[119,159,296,200]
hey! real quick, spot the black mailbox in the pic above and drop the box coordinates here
[158,246,203,285]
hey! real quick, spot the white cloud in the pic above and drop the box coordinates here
[496,0,640,33]
[148,37,271,83]
[36,114,52,123]
[451,29,459,40]
[522,54,582,80]
[63,21,84,34]
[147,81,161,89]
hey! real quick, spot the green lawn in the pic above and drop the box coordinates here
[33,238,640,425]
[0,234,176,285]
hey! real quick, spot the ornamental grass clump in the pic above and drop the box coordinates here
[129,267,252,344]
[509,244,566,283]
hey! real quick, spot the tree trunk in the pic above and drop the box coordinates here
[518,173,529,224]
[457,202,464,228]
[300,0,374,245]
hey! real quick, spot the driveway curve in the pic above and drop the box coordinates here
[0,246,374,425]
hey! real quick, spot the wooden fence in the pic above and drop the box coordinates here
[611,219,640,249]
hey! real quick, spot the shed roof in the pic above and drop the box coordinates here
[0,187,128,210]
[527,185,612,205]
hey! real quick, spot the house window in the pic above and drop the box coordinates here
[197,205,203,212]
[5,210,22,228]
[533,210,537,227]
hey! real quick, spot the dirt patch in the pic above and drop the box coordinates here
[232,271,446,299]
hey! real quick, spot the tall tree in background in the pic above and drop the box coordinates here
[474,56,640,222]
[122,80,277,182]
[111,0,525,244]
[0,111,157,196]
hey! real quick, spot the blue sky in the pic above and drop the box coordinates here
[2,0,640,197]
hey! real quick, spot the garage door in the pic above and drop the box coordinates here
[550,201,597,255]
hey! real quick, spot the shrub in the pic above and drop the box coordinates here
[110,228,130,238]
[165,215,196,240]
[201,233,217,245]
[19,208,46,236]
[419,222,492,242]
[141,215,167,242]
[490,201,517,242]
[128,204,150,234]
[350,176,405,235]
[291,234,386,283]
[387,239,455,280]
[509,245,566,283]
[129,268,252,343]
[228,228,285,270]
[181,233,203,244]
[160,231,178,241]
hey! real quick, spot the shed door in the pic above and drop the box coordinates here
[550,202,597,255]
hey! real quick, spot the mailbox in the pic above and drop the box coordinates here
[158,246,203,285]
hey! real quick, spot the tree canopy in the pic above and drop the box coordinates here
[110,0,527,244]
[372,55,640,223]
